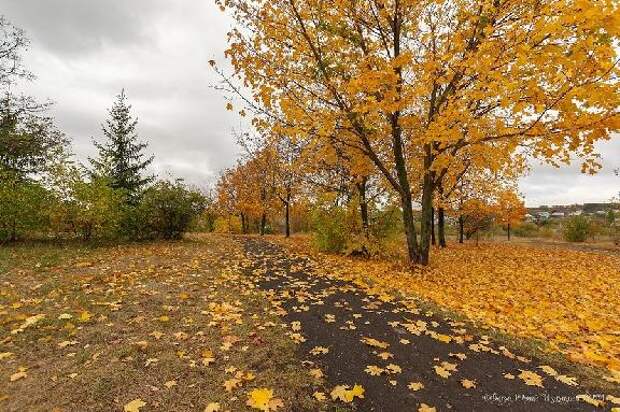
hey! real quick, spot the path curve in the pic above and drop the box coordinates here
[242,237,610,412]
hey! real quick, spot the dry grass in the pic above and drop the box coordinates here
[0,235,335,411]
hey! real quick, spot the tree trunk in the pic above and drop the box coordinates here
[389,9,420,265]
[507,223,511,241]
[458,215,464,244]
[438,207,447,248]
[418,167,434,265]
[10,217,17,242]
[285,192,291,238]
[431,207,436,246]
[240,213,247,234]
[357,178,369,239]
[260,213,266,236]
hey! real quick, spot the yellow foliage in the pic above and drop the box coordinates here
[281,238,620,373]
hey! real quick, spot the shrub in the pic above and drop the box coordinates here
[133,180,206,240]
[563,215,591,242]
[213,215,242,234]
[512,222,539,238]
[67,178,124,241]
[538,226,556,239]
[0,176,50,242]
[311,206,348,253]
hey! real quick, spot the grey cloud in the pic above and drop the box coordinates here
[520,138,620,206]
[0,0,166,56]
[1,1,618,201]
[1,0,240,187]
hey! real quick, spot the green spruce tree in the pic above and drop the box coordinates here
[89,89,154,201]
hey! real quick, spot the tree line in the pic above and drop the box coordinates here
[0,17,205,244]
[212,0,619,265]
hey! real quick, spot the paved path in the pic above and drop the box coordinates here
[242,237,610,411]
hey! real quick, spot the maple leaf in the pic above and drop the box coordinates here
[164,380,176,389]
[12,314,45,333]
[313,391,326,401]
[538,365,558,377]
[223,378,242,392]
[604,370,620,384]
[79,311,92,322]
[309,368,323,379]
[377,352,393,360]
[434,366,451,379]
[124,399,146,412]
[0,352,13,361]
[361,337,389,349]
[576,394,605,407]
[408,382,424,391]
[364,365,384,376]
[518,370,544,387]
[418,403,436,412]
[149,331,164,340]
[461,379,476,389]
[386,363,402,374]
[288,333,306,343]
[428,331,452,343]
[204,402,220,412]
[440,361,457,372]
[246,388,282,411]
[10,370,27,382]
[309,346,329,355]
[607,395,620,405]
[555,375,578,386]
[202,349,216,366]
[330,384,364,403]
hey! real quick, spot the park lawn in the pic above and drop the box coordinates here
[0,235,329,412]
[275,235,620,390]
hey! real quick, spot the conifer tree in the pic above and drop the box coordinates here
[89,90,154,201]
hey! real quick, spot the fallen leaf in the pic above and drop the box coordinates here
[576,394,605,407]
[364,365,384,376]
[204,402,220,412]
[408,382,424,391]
[461,379,476,389]
[124,399,146,412]
[518,370,544,387]
[330,384,365,403]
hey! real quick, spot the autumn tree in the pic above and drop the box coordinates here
[494,189,526,240]
[0,17,68,241]
[0,16,32,86]
[221,0,620,266]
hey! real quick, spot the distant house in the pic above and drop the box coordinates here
[538,211,551,220]
[550,212,565,218]
[569,210,583,216]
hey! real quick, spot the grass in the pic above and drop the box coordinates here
[0,235,338,411]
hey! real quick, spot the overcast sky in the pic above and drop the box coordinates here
[1,0,618,206]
